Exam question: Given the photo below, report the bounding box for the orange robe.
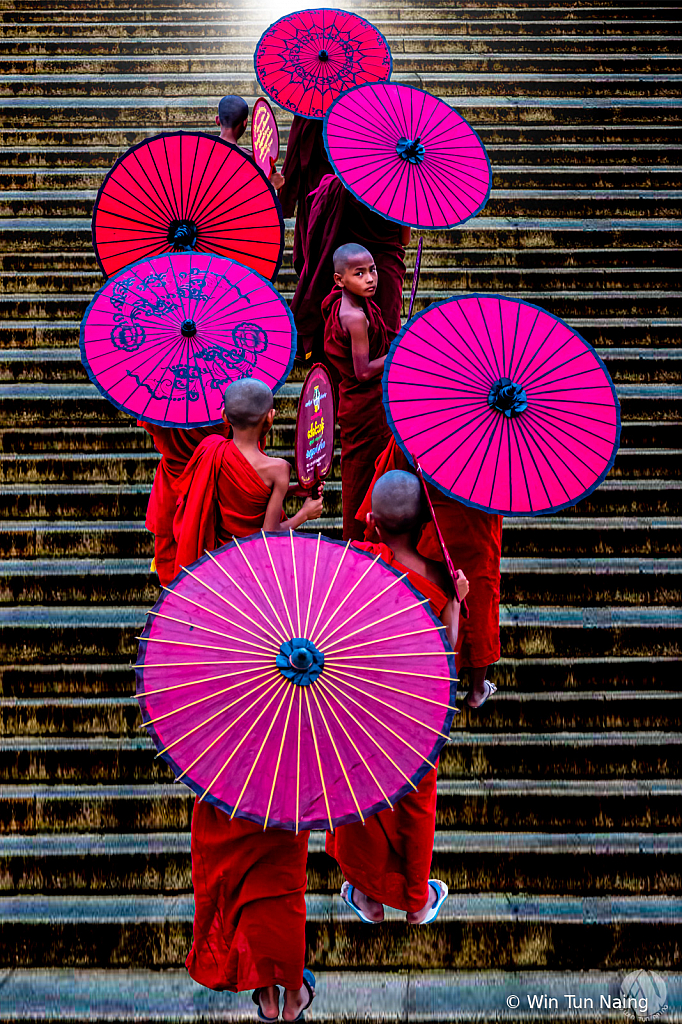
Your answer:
[322,290,392,541]
[325,541,447,913]
[356,438,502,670]
[174,438,310,992]
[139,422,226,587]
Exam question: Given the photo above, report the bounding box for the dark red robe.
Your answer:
[325,541,447,913]
[356,438,503,670]
[279,115,334,276]
[178,441,310,992]
[291,174,406,361]
[322,290,392,541]
[139,422,227,587]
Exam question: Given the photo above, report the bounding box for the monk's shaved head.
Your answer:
[333,243,373,274]
[372,470,423,534]
[223,378,274,429]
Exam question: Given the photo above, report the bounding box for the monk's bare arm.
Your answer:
[345,308,386,382]
[400,225,411,246]
[440,599,459,652]
[263,460,324,532]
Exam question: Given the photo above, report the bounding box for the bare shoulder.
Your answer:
[339,305,368,330]
[263,455,291,482]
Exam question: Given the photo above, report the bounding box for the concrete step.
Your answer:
[2,968,682,1024]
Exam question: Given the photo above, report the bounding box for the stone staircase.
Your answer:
[0,0,681,1019]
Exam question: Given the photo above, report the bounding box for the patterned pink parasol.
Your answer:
[136,531,457,831]
[254,8,392,120]
[383,295,621,516]
[80,252,295,427]
[323,82,492,228]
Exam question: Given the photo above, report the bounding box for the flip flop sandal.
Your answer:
[289,969,316,1022]
[465,679,497,709]
[417,880,449,925]
[252,988,279,1022]
[340,881,382,924]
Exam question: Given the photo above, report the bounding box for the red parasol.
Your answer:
[295,363,336,496]
[92,132,284,280]
[324,82,492,229]
[254,8,392,120]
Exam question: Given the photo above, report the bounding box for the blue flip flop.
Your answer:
[341,881,382,924]
[289,969,316,1022]
[417,880,449,925]
[252,988,279,1021]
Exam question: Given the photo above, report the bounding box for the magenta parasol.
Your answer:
[383,295,621,516]
[92,132,284,280]
[79,252,295,427]
[136,531,457,831]
[323,82,491,229]
[254,8,392,120]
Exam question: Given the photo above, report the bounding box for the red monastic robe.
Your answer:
[322,290,392,541]
[356,438,503,670]
[139,422,226,587]
[279,115,334,276]
[325,541,448,913]
[291,174,406,360]
[179,437,310,992]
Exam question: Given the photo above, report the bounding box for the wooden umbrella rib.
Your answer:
[231,537,291,641]
[311,552,384,646]
[167,569,280,647]
[158,675,279,760]
[322,663,458,712]
[202,549,286,644]
[138,662,273,696]
[137,636,273,655]
[230,682,294,820]
[141,668,276,728]
[325,624,446,656]
[198,679,289,798]
[315,571,409,646]
[304,687,333,832]
[264,684,297,830]
[323,670,450,740]
[303,531,322,637]
[316,676,417,791]
[295,687,302,834]
[146,610,276,653]
[323,663,455,682]
[315,682,393,810]
[289,530,302,637]
[174,676,281,781]
[309,685,365,820]
[308,538,352,641]
[260,530,296,637]
[321,598,432,650]
[323,674,437,769]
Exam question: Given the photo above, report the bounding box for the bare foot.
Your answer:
[465,679,497,709]
[256,985,279,1020]
[342,881,384,922]
[282,981,314,1021]
[406,883,439,924]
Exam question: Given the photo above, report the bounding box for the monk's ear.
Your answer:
[221,408,229,424]
[215,115,221,128]
[366,512,375,528]
[333,271,343,286]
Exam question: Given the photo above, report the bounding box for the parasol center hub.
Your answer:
[276,638,324,687]
[396,136,425,165]
[318,49,329,62]
[168,219,198,250]
[180,319,197,338]
[488,377,528,418]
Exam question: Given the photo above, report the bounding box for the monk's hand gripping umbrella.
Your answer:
[136,530,459,832]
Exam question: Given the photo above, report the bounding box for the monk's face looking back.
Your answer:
[334,253,378,300]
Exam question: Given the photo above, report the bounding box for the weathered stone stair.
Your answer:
[0,0,681,1019]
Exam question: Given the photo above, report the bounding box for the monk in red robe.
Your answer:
[139,422,227,587]
[291,174,410,361]
[181,379,320,1022]
[326,470,469,923]
[279,115,333,275]
[356,437,503,709]
[322,243,392,541]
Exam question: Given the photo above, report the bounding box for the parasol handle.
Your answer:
[411,454,470,619]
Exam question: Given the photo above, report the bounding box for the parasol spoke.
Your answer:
[295,687,302,834]
[230,682,294,820]
[141,668,277,728]
[321,597,432,651]
[315,571,410,646]
[160,583,279,651]
[323,670,450,741]
[325,624,446,656]
[137,636,275,657]
[303,531,322,637]
[138,661,276,696]
[321,663,458,712]
[289,530,302,638]
[304,687,333,832]
[308,685,364,823]
[232,537,291,641]
[202,549,288,645]
[146,610,277,654]
[308,538,352,641]
[264,685,297,829]
[261,530,296,637]
[311,550,384,646]
[324,663,456,683]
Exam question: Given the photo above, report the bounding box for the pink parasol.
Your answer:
[136,531,457,831]
[323,82,491,229]
[79,252,295,428]
[92,132,284,280]
[295,363,336,496]
[251,98,280,178]
[254,8,392,120]
[383,295,621,516]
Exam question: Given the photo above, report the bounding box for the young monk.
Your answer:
[215,94,284,189]
[180,379,320,1022]
[279,115,334,275]
[291,175,410,361]
[326,470,469,924]
[322,243,393,542]
[356,437,502,709]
